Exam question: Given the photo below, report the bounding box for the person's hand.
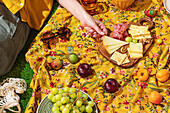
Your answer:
[57,0,107,39]
[80,15,108,39]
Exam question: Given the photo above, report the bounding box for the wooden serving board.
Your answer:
[98,18,154,68]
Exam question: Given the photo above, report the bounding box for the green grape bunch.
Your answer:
[47,87,96,113]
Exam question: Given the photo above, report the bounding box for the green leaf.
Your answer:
[148,83,157,87]
[149,87,163,92]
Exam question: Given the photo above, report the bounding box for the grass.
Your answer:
[0,1,59,112]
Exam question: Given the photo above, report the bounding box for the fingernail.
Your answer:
[101,32,105,35]
[89,29,94,32]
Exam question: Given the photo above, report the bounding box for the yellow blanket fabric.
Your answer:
[0,0,53,30]
[25,0,170,112]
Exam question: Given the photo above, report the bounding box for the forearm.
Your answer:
[57,0,89,23]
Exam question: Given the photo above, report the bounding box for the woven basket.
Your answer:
[112,0,135,10]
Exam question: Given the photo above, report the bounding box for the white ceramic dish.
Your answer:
[36,89,98,113]
[164,0,170,13]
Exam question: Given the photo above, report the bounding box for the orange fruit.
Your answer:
[137,68,149,81]
[149,91,162,104]
[156,69,169,82]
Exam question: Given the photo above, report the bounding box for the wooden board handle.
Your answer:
[138,18,154,30]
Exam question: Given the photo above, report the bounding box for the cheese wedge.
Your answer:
[105,44,128,54]
[103,35,128,46]
[129,42,143,53]
[110,51,127,65]
[103,35,128,54]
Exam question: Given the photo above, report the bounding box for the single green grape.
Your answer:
[52,96,57,102]
[86,105,93,113]
[55,94,62,101]
[61,97,67,104]
[79,105,85,112]
[70,93,77,99]
[62,107,70,113]
[72,109,80,113]
[63,86,70,93]
[77,91,83,97]
[65,104,72,110]
[88,101,94,107]
[132,39,138,44]
[52,106,60,112]
[69,87,76,93]
[60,105,65,111]
[66,96,70,103]
[125,37,132,43]
[76,100,83,107]
[56,101,62,106]
[51,88,58,95]
[82,94,88,100]
[58,89,64,94]
[156,39,163,44]
[47,93,54,100]
[53,102,58,107]
[53,110,61,113]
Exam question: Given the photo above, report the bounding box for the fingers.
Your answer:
[98,22,108,35]
[92,18,107,35]
[86,29,102,40]
[83,17,108,39]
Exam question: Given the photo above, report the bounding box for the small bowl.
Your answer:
[36,89,98,113]
[112,0,135,10]
[164,0,170,13]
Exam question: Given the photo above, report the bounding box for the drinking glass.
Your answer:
[80,0,97,15]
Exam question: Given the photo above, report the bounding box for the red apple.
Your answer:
[104,78,119,93]
[77,63,91,77]
[51,59,62,70]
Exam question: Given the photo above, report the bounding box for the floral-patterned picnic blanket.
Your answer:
[25,0,170,112]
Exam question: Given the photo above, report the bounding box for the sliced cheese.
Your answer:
[105,43,127,54]
[110,51,127,65]
[107,48,119,54]
[129,52,143,58]
[130,25,148,30]
[132,34,152,39]
[103,35,128,46]
[129,42,143,53]
[103,35,128,54]
[128,30,150,36]
[128,47,143,58]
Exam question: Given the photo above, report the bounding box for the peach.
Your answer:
[149,91,163,104]
[137,68,149,81]
[156,69,169,82]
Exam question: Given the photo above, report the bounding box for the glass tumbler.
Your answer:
[80,0,97,15]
